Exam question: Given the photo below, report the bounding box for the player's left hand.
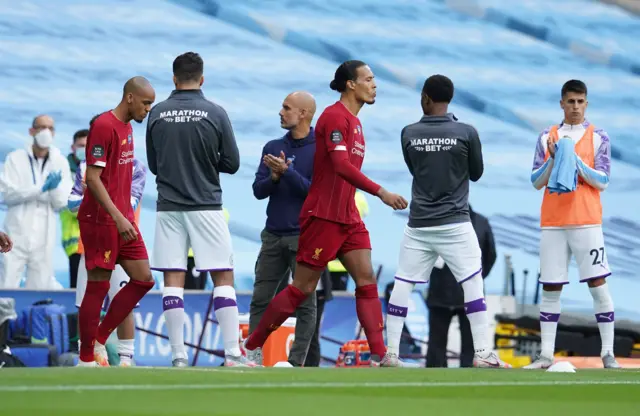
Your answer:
[115,216,138,241]
[0,232,13,253]
[377,188,408,210]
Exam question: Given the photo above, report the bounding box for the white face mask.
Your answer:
[34,129,54,149]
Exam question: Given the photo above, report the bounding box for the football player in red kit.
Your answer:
[243,60,409,367]
[77,76,156,366]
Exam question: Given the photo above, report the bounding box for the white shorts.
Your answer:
[539,226,611,285]
[395,222,482,284]
[75,254,133,309]
[151,210,233,272]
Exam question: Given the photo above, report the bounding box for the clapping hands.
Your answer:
[42,170,62,192]
[264,151,292,180]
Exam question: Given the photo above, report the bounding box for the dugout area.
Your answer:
[494,304,640,368]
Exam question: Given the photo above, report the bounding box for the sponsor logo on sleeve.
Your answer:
[91,145,105,158]
[330,130,343,144]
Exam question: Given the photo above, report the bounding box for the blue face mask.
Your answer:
[75,147,86,162]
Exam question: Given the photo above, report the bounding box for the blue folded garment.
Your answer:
[547,137,577,194]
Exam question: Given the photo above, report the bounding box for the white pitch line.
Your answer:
[1,380,639,393]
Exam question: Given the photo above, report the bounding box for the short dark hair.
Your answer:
[422,75,454,103]
[330,60,367,92]
[173,52,204,84]
[73,129,89,143]
[561,79,587,97]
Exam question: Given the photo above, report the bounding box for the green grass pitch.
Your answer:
[1,367,639,415]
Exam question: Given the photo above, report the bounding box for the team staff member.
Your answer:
[249,91,318,367]
[0,114,72,289]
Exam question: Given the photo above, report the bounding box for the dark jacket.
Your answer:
[252,129,315,236]
[401,113,483,228]
[146,89,240,211]
[426,207,497,309]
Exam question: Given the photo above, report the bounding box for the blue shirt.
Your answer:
[252,129,315,236]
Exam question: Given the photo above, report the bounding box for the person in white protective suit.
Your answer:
[0,115,73,288]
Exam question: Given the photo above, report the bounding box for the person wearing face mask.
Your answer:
[60,129,89,288]
[0,114,73,288]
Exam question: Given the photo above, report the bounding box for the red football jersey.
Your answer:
[78,111,135,225]
[302,101,367,224]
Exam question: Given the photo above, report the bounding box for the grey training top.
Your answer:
[401,113,483,228]
[146,89,240,212]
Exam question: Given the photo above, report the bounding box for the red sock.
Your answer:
[95,279,154,345]
[356,284,386,358]
[245,285,307,351]
[79,280,110,362]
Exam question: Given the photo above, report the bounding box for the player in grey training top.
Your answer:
[385,75,510,368]
[146,52,256,368]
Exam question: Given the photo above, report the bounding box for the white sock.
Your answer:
[539,289,562,358]
[213,285,242,357]
[118,339,135,364]
[163,286,187,360]
[386,279,414,355]
[461,275,490,356]
[589,283,615,357]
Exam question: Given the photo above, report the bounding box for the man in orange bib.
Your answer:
[526,80,619,369]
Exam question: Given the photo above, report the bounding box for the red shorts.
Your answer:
[79,222,148,271]
[296,216,371,271]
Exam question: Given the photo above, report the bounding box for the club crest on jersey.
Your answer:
[330,130,343,144]
[104,250,111,263]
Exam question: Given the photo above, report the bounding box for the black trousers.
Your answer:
[330,271,349,291]
[68,253,81,289]
[426,306,474,368]
[304,291,326,367]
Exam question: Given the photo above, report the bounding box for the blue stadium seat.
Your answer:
[0,0,639,317]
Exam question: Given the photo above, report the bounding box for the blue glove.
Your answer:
[42,171,62,192]
[131,197,139,212]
